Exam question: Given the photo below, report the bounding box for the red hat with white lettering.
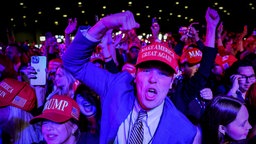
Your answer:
[0,78,36,112]
[180,48,202,65]
[30,95,80,124]
[215,54,237,70]
[136,42,179,73]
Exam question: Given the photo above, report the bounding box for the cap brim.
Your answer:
[0,103,9,107]
[30,113,70,124]
[136,59,177,73]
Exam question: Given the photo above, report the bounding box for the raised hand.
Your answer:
[205,7,220,27]
[204,7,220,47]
[101,11,140,31]
[189,26,200,41]
[151,22,160,39]
[65,18,77,35]
[88,11,140,41]
[217,22,223,36]
[20,65,37,80]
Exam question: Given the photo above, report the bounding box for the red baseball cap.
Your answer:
[180,48,202,65]
[215,54,237,70]
[30,95,80,124]
[136,42,179,73]
[0,78,36,112]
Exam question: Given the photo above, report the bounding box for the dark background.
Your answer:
[0,0,255,44]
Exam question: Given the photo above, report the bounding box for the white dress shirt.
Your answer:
[114,99,164,144]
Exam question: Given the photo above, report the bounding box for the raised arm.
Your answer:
[204,7,220,48]
[150,18,161,43]
[64,18,77,47]
[87,11,140,41]
[62,11,140,97]
[216,22,224,46]
[63,10,140,67]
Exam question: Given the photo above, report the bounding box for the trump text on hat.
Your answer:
[44,98,69,111]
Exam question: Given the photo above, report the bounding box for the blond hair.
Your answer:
[47,65,76,99]
[4,106,43,144]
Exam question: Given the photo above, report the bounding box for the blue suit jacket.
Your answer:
[62,26,197,144]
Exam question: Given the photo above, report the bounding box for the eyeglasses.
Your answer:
[239,74,256,82]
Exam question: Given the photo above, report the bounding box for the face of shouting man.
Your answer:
[134,61,174,110]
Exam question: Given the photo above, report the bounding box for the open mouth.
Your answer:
[148,88,157,94]
[146,88,158,100]
[46,134,58,140]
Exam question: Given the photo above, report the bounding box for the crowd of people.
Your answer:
[0,6,256,144]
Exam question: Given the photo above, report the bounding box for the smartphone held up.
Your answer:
[30,56,47,85]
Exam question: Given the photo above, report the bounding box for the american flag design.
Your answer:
[71,107,79,120]
[12,96,27,108]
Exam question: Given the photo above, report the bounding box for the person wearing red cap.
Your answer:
[0,78,43,143]
[62,10,199,143]
[30,95,81,144]
[206,53,238,97]
[179,47,203,78]
[170,7,220,125]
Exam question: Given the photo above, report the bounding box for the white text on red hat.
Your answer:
[44,98,69,111]
[188,50,202,58]
[142,44,174,57]
[0,81,14,98]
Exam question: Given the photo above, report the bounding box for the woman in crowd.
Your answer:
[245,82,256,143]
[201,96,252,144]
[74,84,101,144]
[46,64,77,100]
[30,95,81,144]
[0,78,43,144]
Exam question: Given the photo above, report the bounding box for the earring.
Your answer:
[218,125,225,135]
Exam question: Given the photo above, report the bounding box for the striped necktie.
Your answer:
[128,110,147,144]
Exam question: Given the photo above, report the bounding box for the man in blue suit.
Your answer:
[63,8,219,143]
